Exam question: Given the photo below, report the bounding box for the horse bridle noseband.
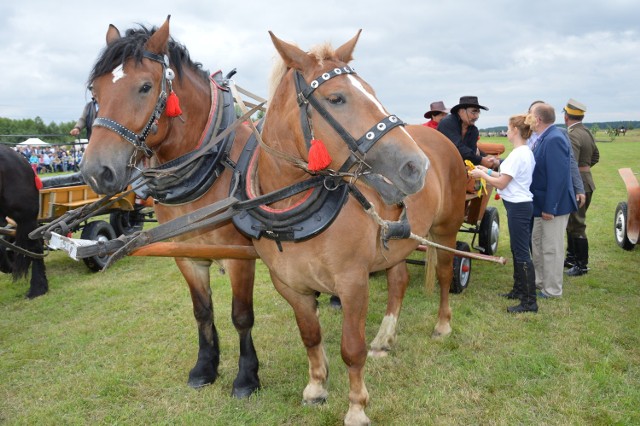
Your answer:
[92,51,172,158]
[293,66,405,177]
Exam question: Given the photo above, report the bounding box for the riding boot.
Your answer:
[508,261,538,313]
[500,266,523,300]
[566,238,589,276]
[564,233,576,268]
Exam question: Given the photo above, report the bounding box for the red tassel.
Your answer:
[165,91,182,117]
[34,175,43,190]
[307,139,332,171]
[494,193,501,200]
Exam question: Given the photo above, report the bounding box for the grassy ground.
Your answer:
[1,131,639,425]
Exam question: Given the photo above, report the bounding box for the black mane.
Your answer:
[89,24,208,85]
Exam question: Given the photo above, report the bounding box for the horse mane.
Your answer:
[267,42,337,103]
[89,24,209,85]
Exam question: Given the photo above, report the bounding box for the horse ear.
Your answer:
[146,15,171,54]
[106,24,121,45]
[268,31,316,71]
[335,29,362,63]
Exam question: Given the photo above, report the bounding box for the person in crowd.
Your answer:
[469,114,537,313]
[70,85,98,140]
[422,101,449,129]
[29,152,39,173]
[529,103,577,298]
[438,96,500,168]
[563,98,599,276]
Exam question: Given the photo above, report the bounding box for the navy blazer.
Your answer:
[530,125,577,217]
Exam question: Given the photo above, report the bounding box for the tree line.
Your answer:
[0,117,78,145]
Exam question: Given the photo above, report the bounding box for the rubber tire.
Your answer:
[479,206,500,255]
[614,202,635,250]
[110,208,144,236]
[450,241,472,294]
[81,220,117,272]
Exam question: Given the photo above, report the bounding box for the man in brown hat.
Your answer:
[422,101,449,130]
[563,98,599,276]
[437,96,499,168]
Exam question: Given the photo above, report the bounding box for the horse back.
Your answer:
[0,146,39,221]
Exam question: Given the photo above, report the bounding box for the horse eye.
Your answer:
[140,83,152,94]
[327,95,345,105]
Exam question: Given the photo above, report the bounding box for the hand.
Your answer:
[541,212,555,220]
[70,128,80,136]
[469,168,484,179]
[576,193,586,208]
[480,156,494,168]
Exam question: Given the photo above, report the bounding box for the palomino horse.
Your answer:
[242,32,466,425]
[79,17,260,397]
[0,145,48,298]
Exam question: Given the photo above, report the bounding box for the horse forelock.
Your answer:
[267,42,340,103]
[89,25,208,86]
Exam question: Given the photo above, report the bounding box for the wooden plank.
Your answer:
[619,168,640,244]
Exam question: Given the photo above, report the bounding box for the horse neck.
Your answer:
[257,107,312,197]
[153,70,211,163]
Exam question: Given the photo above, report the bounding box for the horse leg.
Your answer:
[16,220,48,299]
[272,277,329,405]
[432,243,454,338]
[225,259,261,398]
[369,262,409,357]
[340,283,371,426]
[175,258,220,388]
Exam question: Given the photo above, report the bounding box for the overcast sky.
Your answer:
[1,0,639,130]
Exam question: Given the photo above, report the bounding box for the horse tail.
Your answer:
[424,240,436,294]
[12,222,34,281]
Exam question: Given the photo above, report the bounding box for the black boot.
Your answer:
[564,234,576,268]
[501,266,523,300]
[566,238,589,276]
[508,261,538,313]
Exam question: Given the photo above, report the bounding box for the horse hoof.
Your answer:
[25,289,48,299]
[302,396,328,406]
[367,348,389,358]
[232,384,260,399]
[329,295,342,310]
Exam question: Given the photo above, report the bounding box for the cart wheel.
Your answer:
[81,220,117,272]
[110,208,144,236]
[614,202,635,250]
[479,206,500,255]
[450,241,471,294]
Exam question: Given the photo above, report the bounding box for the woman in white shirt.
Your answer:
[469,114,537,313]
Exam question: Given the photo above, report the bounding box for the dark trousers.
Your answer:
[503,199,533,263]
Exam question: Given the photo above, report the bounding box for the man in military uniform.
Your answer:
[563,98,599,276]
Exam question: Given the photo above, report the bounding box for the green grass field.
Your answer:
[1,131,639,425]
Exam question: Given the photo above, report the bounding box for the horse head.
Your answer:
[264,31,429,204]
[81,16,209,195]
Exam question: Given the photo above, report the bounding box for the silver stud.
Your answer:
[322,73,331,80]
[334,68,342,74]
[377,123,386,131]
[366,132,375,140]
[311,80,319,88]
[389,115,398,123]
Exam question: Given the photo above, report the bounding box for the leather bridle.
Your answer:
[92,51,172,158]
[293,66,405,178]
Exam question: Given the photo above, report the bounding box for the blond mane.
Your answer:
[267,42,337,103]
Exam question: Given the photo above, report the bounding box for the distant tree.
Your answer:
[590,124,599,136]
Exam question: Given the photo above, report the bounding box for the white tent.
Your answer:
[18,137,50,146]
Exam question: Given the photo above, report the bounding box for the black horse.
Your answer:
[0,145,48,298]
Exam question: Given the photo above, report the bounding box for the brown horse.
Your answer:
[79,17,260,397]
[245,32,466,425]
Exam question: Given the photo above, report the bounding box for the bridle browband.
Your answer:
[92,50,172,158]
[293,66,405,177]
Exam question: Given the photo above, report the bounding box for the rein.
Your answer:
[92,51,172,158]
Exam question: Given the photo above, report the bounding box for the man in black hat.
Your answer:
[437,96,499,168]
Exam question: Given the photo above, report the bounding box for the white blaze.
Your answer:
[112,64,126,83]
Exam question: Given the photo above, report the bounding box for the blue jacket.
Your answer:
[530,125,577,217]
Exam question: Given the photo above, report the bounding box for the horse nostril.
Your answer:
[100,166,115,186]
